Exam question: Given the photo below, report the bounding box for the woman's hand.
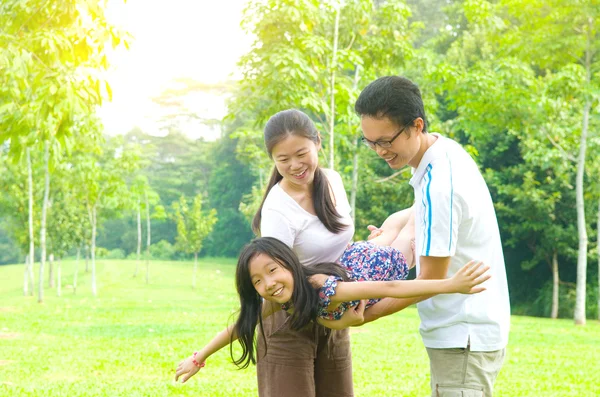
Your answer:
[347,299,367,326]
[308,273,329,289]
[449,260,491,294]
[175,353,206,383]
[318,299,367,330]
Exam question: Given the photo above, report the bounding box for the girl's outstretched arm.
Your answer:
[174,302,281,383]
[329,260,490,307]
[175,324,236,383]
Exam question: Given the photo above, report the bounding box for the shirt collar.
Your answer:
[409,133,444,186]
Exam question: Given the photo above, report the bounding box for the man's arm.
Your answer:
[360,255,451,324]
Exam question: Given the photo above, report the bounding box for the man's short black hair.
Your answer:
[355,76,428,132]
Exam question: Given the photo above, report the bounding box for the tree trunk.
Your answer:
[48,253,54,288]
[27,148,35,296]
[351,137,359,223]
[85,244,89,273]
[74,247,80,295]
[574,98,590,325]
[349,65,360,223]
[327,4,340,169]
[193,251,198,289]
[145,190,151,285]
[574,30,593,325]
[56,257,61,297]
[551,250,559,319]
[134,199,141,277]
[90,205,97,296]
[38,141,50,303]
[23,255,29,296]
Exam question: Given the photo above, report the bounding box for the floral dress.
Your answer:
[317,240,410,320]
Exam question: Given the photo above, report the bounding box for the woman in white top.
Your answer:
[252,109,357,397]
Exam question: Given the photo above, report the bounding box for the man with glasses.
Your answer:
[354,76,510,397]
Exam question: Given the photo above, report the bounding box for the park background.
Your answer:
[1,0,599,396]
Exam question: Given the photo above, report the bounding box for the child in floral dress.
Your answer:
[175,233,489,383]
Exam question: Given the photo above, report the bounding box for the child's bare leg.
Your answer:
[368,207,413,246]
[390,211,416,268]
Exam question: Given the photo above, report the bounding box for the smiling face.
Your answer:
[248,253,295,304]
[360,116,425,169]
[271,134,320,190]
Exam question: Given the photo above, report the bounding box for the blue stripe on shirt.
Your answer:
[420,173,428,254]
[425,164,433,256]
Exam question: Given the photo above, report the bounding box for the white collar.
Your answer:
[409,133,444,186]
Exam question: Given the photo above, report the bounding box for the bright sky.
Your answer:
[98,0,253,139]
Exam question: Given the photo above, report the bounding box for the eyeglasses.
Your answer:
[361,124,410,150]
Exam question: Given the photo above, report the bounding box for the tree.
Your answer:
[0,0,128,302]
[129,175,161,280]
[143,189,165,284]
[421,0,600,321]
[0,145,42,294]
[472,0,600,324]
[73,135,140,296]
[46,167,88,297]
[173,195,217,289]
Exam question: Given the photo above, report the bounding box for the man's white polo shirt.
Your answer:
[409,134,510,352]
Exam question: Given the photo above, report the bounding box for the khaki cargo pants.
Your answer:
[426,344,506,397]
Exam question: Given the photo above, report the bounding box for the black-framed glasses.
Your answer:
[361,124,409,150]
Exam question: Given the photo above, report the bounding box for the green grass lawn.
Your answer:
[0,259,599,396]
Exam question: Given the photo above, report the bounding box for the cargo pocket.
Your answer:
[435,384,484,397]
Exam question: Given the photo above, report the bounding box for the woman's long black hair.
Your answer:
[251,109,346,236]
[231,237,349,369]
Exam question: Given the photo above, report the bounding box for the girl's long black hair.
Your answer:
[251,109,346,236]
[231,237,349,369]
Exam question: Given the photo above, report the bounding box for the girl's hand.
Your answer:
[450,260,491,294]
[366,225,383,240]
[175,353,206,383]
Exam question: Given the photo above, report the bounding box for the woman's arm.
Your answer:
[329,260,489,306]
[175,302,281,383]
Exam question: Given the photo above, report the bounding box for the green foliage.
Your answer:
[172,194,218,256]
[0,0,128,155]
[232,0,414,168]
[1,0,599,318]
[46,162,89,258]
[72,135,141,220]
[0,221,20,265]
[0,145,43,252]
[149,240,176,261]
[94,247,109,258]
[205,137,255,257]
[420,0,600,317]
[104,248,126,260]
[526,280,599,319]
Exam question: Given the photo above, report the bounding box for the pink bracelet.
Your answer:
[192,352,206,368]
